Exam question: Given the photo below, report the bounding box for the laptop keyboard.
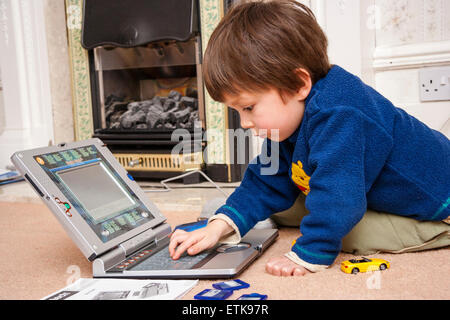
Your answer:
[129,246,215,271]
[109,239,217,272]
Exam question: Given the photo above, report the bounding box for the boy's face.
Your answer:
[224,88,306,142]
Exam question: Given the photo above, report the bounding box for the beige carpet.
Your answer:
[0,201,449,300]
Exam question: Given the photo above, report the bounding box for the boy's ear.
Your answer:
[294,68,312,101]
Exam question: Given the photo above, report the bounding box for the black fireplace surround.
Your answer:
[81,0,249,182]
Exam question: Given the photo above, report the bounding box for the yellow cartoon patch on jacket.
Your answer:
[291,161,310,195]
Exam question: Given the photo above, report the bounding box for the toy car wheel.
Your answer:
[379,264,387,270]
[351,268,359,274]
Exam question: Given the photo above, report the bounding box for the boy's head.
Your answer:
[203,0,330,104]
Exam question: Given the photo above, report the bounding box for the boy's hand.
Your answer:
[265,256,311,276]
[169,219,233,260]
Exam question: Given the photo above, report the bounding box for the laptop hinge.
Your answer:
[93,223,171,273]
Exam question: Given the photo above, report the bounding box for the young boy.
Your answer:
[169,0,450,276]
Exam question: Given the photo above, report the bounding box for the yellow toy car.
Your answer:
[341,257,390,274]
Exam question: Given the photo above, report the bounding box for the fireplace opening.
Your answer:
[92,38,204,135]
[104,80,199,132]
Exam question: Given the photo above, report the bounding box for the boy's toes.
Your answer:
[293,267,306,276]
[281,267,293,277]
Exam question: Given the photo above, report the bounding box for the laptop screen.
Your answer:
[34,145,155,243]
[56,161,137,223]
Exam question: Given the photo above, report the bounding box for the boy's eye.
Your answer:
[243,105,254,112]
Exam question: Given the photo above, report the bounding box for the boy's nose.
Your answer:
[240,118,254,129]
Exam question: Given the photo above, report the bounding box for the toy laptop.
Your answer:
[11,138,278,279]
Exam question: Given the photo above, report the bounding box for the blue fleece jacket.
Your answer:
[215,65,450,266]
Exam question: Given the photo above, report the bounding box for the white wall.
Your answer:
[308,0,450,136]
[372,0,450,136]
[0,81,4,144]
[0,0,54,170]
[43,0,74,146]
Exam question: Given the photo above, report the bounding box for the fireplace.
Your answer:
[86,36,206,181]
[75,0,250,182]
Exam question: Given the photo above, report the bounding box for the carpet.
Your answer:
[0,202,448,300]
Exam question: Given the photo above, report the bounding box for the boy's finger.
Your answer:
[168,231,188,256]
[168,232,185,254]
[169,229,186,239]
[173,235,200,260]
[187,238,211,256]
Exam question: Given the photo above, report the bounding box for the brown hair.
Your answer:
[203,0,330,103]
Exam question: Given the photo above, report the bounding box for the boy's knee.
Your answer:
[342,210,450,255]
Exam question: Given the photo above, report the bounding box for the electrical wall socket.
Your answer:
[419,66,450,102]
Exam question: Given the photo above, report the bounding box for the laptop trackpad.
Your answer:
[216,243,251,253]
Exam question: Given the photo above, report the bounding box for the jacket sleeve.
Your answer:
[212,138,300,238]
[291,106,393,266]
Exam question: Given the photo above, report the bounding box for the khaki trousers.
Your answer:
[271,194,450,255]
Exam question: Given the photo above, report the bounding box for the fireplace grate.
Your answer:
[115,152,203,173]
